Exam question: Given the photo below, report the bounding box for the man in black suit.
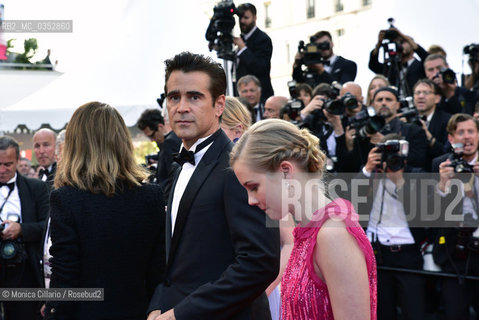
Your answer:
[293,30,357,88]
[369,28,428,98]
[147,52,280,320]
[0,136,49,319]
[233,3,274,102]
[33,128,57,190]
[432,113,479,320]
[137,109,182,201]
[412,79,451,170]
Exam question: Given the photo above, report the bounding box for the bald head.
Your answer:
[264,96,288,119]
[33,128,57,168]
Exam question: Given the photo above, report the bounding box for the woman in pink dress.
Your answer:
[231,119,377,320]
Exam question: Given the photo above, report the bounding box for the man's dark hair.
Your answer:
[413,79,440,95]
[312,83,333,97]
[137,109,165,131]
[447,113,479,134]
[164,52,226,104]
[0,136,20,159]
[238,3,257,16]
[312,31,332,42]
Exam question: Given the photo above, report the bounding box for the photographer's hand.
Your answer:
[323,109,344,135]
[394,28,418,51]
[368,132,384,145]
[233,36,246,51]
[345,126,356,152]
[293,52,304,69]
[373,30,385,55]
[1,220,21,240]
[365,147,381,174]
[438,159,454,192]
[300,95,325,117]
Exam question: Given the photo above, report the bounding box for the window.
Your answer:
[264,2,271,28]
[335,0,344,12]
[307,0,315,18]
[363,0,372,6]
[337,29,344,37]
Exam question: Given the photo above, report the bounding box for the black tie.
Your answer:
[322,60,331,66]
[173,129,222,166]
[39,168,49,178]
[0,182,14,191]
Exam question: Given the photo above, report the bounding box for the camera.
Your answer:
[348,106,385,139]
[434,67,456,84]
[297,37,329,66]
[376,139,409,172]
[0,214,26,266]
[282,80,305,122]
[321,82,358,115]
[464,43,479,63]
[205,0,239,61]
[448,143,474,182]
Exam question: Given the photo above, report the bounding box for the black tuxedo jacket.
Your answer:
[368,45,429,96]
[235,27,274,101]
[15,173,49,287]
[148,130,280,320]
[38,162,56,193]
[292,55,357,88]
[431,153,479,274]
[425,110,451,170]
[156,131,182,202]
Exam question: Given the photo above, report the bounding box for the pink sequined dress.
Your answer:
[281,198,377,320]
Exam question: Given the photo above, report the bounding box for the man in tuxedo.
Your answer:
[292,30,357,88]
[147,52,280,320]
[33,128,57,189]
[369,27,428,98]
[237,75,264,123]
[233,3,274,101]
[0,136,49,319]
[432,113,479,320]
[412,79,451,170]
[137,109,182,201]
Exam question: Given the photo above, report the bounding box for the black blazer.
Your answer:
[148,130,280,320]
[156,131,182,202]
[235,27,274,101]
[425,110,451,171]
[16,173,49,287]
[45,183,166,320]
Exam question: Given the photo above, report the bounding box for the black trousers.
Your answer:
[1,262,41,320]
[441,277,479,320]
[377,245,425,320]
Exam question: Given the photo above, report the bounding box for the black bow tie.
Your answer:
[39,168,49,177]
[173,129,222,166]
[322,60,330,66]
[0,182,14,191]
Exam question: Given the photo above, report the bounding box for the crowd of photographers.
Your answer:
[208,2,479,318]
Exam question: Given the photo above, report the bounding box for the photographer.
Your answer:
[464,44,479,91]
[432,113,479,320]
[264,96,288,119]
[412,79,451,170]
[355,133,426,320]
[137,109,181,202]
[424,54,479,115]
[0,136,49,319]
[233,3,274,101]
[369,27,428,98]
[292,30,357,88]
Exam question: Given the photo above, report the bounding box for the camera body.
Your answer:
[376,139,409,172]
[321,82,358,115]
[205,0,238,60]
[433,67,456,84]
[348,106,385,139]
[448,143,474,175]
[282,80,305,121]
[464,43,479,63]
[0,214,26,266]
[297,37,329,66]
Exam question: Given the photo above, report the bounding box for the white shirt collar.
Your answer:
[243,25,257,40]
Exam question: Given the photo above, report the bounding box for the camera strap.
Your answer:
[0,187,14,218]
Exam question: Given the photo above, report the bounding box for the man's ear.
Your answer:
[215,95,226,118]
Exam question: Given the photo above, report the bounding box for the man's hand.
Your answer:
[364,147,381,174]
[438,159,454,192]
[323,109,344,135]
[301,95,325,117]
[154,309,175,320]
[233,36,246,51]
[0,221,22,240]
[345,126,356,152]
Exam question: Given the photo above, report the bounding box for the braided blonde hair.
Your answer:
[230,119,326,174]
